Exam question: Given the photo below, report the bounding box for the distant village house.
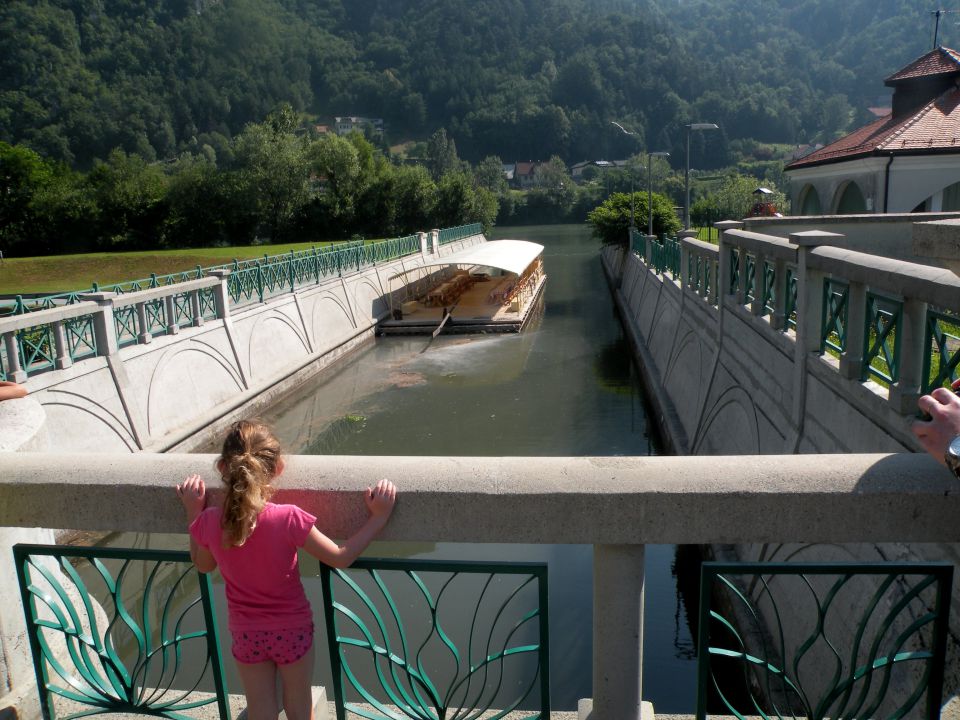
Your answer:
[334,116,384,137]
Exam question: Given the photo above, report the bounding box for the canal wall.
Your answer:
[603,223,960,708]
[0,231,484,454]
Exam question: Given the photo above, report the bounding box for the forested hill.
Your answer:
[0,0,943,169]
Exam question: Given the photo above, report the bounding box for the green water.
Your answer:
[251,224,698,711]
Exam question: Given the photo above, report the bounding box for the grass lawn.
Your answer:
[0,239,362,295]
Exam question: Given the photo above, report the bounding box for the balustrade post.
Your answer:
[771,258,788,330]
[431,229,440,255]
[52,320,71,370]
[207,269,233,320]
[189,290,204,328]
[715,221,744,302]
[644,235,654,265]
[839,281,867,379]
[585,544,644,720]
[889,297,928,414]
[135,302,152,344]
[680,241,691,289]
[163,295,180,336]
[791,232,844,430]
[79,292,119,356]
[418,231,428,256]
[3,331,27,383]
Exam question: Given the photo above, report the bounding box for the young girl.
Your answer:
[176,419,396,720]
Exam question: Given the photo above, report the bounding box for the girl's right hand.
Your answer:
[365,479,396,519]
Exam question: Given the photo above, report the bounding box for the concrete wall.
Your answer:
[744,211,960,264]
[9,235,483,454]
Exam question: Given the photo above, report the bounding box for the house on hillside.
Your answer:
[785,46,960,215]
[334,116,384,138]
[513,161,541,189]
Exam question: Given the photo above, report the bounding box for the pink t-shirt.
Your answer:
[189,502,316,632]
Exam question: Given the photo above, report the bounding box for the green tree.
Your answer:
[232,111,309,242]
[426,128,461,181]
[587,191,681,246]
[86,149,169,249]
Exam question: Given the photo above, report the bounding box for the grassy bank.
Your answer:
[0,240,352,295]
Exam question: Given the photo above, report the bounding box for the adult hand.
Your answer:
[913,387,960,464]
[365,479,397,519]
[176,474,207,522]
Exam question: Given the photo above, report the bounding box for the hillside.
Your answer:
[0,0,944,169]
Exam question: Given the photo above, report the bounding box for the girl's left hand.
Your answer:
[176,474,207,522]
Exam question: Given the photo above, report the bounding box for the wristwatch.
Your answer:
[945,435,960,478]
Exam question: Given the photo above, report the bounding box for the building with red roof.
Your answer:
[785,46,960,215]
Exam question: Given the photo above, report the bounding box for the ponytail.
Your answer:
[218,420,282,547]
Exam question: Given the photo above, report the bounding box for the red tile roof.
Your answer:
[786,87,960,169]
[885,46,960,83]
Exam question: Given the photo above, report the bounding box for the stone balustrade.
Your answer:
[0,450,957,719]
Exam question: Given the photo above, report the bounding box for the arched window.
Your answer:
[941,180,960,211]
[835,181,866,214]
[798,185,822,215]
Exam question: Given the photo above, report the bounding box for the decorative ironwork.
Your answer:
[64,315,97,362]
[321,558,549,720]
[862,292,902,385]
[762,261,776,317]
[729,248,740,296]
[18,323,56,374]
[696,562,952,720]
[922,310,960,393]
[786,269,798,331]
[14,544,230,720]
[438,223,482,245]
[820,278,848,355]
[744,254,756,304]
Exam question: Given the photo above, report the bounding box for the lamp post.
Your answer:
[685,123,719,229]
[647,150,669,237]
[611,121,641,229]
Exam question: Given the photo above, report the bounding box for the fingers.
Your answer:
[176,474,206,496]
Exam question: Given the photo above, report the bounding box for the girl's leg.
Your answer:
[277,649,315,720]
[236,660,279,720]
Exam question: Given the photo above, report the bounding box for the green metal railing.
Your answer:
[438,223,482,246]
[863,292,902,385]
[630,228,646,261]
[820,278,849,356]
[922,310,960,393]
[14,544,230,720]
[321,558,550,720]
[697,562,952,720]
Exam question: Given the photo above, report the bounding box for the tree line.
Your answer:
[1,0,940,173]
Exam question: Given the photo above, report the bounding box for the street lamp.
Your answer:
[647,150,669,237]
[685,123,719,229]
[611,121,641,228]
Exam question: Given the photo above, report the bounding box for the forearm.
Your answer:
[329,515,389,568]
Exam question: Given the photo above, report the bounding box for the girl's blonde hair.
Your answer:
[219,420,282,547]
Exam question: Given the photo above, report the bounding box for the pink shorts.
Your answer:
[230,624,314,665]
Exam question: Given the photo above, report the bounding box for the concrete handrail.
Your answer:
[110,276,221,309]
[724,229,799,262]
[679,237,719,256]
[0,300,100,333]
[1,451,957,544]
[810,245,960,308]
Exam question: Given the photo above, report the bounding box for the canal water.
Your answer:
[253,224,699,711]
[103,224,699,713]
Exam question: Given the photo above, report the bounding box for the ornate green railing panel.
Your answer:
[729,248,740,295]
[820,278,848,355]
[696,562,952,720]
[18,323,56,375]
[14,544,230,720]
[762,261,776,317]
[786,269,798,331]
[630,228,646,261]
[321,558,550,720]
[145,298,168,337]
[862,292,902,385]
[114,305,140,348]
[922,310,960,393]
[744,254,756,305]
[65,314,98,362]
[172,292,194,328]
[438,223,482,245]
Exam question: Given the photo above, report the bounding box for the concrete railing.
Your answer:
[0,451,957,719]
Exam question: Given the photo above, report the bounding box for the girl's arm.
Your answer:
[303,478,396,569]
[0,381,28,402]
[177,474,218,573]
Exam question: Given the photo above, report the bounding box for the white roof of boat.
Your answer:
[391,239,544,278]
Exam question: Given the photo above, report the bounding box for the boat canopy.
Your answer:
[389,239,544,280]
